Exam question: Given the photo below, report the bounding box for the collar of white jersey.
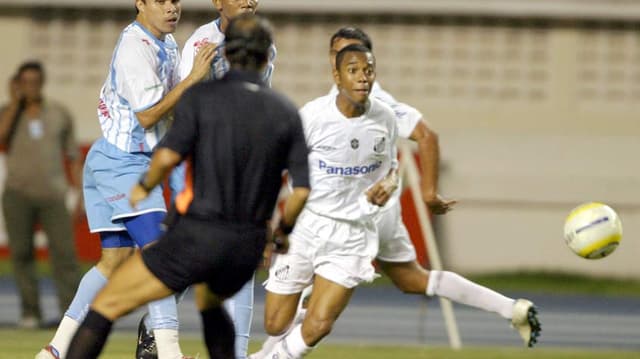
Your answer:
[132,21,177,50]
[331,92,372,121]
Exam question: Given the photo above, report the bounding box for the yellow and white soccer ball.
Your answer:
[563,202,622,259]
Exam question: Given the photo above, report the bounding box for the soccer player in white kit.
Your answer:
[167,1,275,359]
[260,44,401,359]
[35,1,216,358]
[250,28,541,357]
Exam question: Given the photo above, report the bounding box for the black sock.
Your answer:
[200,306,236,359]
[66,309,113,359]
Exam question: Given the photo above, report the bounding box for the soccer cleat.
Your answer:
[35,345,60,359]
[136,314,158,359]
[511,299,541,347]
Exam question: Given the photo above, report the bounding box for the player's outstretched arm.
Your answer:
[135,43,217,129]
[409,120,456,214]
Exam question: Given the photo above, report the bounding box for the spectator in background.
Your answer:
[0,61,82,329]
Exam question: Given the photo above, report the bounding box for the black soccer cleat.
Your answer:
[136,314,158,359]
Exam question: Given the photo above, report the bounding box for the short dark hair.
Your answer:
[16,61,45,83]
[335,44,372,70]
[224,13,273,70]
[330,27,372,51]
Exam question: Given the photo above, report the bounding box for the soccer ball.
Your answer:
[563,202,622,259]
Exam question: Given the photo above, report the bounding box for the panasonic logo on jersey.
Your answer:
[318,160,382,175]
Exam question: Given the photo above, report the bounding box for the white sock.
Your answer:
[284,324,313,358]
[264,324,313,359]
[49,315,80,358]
[254,306,307,358]
[154,329,183,359]
[426,270,515,319]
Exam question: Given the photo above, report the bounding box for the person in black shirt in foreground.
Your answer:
[66,14,310,359]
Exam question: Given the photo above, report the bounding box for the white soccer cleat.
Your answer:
[511,299,541,347]
[35,345,60,359]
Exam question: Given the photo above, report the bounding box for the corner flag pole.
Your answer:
[398,142,462,349]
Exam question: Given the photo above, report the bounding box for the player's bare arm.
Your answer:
[409,120,456,214]
[366,168,399,206]
[135,43,217,129]
[130,147,182,207]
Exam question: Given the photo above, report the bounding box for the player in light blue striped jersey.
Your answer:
[36,1,215,358]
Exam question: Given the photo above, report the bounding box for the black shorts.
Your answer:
[142,214,267,298]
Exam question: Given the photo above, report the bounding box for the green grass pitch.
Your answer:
[5,329,639,359]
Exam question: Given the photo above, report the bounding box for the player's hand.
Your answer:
[129,184,150,209]
[366,176,398,207]
[423,193,457,215]
[262,227,289,268]
[188,43,217,83]
[271,227,290,254]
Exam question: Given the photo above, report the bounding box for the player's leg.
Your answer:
[424,269,541,346]
[124,212,188,359]
[249,284,311,359]
[2,188,41,327]
[37,149,136,359]
[223,273,255,359]
[66,251,175,359]
[377,203,540,346]
[187,219,265,359]
[200,293,235,359]
[38,196,82,316]
[265,275,354,358]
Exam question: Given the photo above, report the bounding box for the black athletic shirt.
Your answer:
[160,69,309,224]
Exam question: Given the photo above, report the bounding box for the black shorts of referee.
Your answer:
[141,214,267,298]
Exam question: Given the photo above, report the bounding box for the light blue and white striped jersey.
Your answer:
[179,18,276,85]
[97,21,180,153]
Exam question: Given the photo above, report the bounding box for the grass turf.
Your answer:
[5,329,639,359]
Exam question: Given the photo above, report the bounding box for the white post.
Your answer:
[398,143,462,349]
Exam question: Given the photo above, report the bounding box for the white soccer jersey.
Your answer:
[300,93,398,221]
[97,21,179,153]
[330,82,422,207]
[330,82,422,139]
[179,18,276,85]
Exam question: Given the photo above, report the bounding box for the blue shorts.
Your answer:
[83,138,166,233]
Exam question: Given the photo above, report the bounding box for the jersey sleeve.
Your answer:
[158,87,198,156]
[286,110,310,189]
[179,36,197,81]
[114,37,164,112]
[372,83,422,139]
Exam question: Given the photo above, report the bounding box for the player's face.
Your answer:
[334,51,376,105]
[330,37,364,71]
[214,0,259,21]
[136,0,181,38]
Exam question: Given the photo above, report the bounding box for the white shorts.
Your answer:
[265,209,379,294]
[374,201,417,263]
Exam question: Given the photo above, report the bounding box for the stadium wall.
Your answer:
[0,6,638,279]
